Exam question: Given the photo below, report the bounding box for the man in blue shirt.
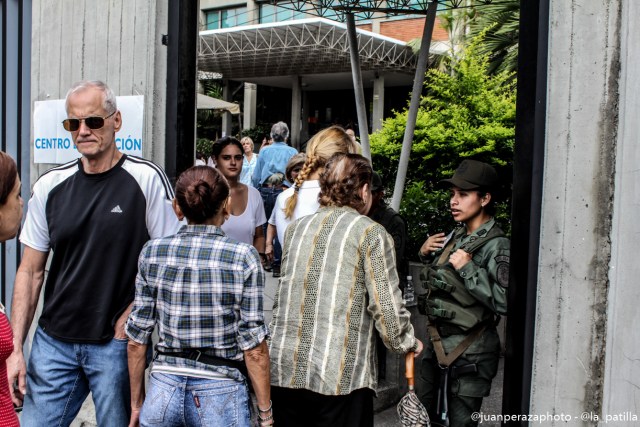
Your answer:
[252,122,297,276]
[252,121,298,187]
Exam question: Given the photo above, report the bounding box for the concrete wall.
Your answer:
[30,0,168,185]
[530,0,625,423]
[602,0,640,420]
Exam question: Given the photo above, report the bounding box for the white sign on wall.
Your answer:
[33,95,144,164]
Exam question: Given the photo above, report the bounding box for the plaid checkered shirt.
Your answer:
[126,224,268,380]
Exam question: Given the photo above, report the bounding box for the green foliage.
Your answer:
[468,0,520,75]
[399,182,455,257]
[196,138,214,158]
[371,34,516,259]
[197,80,224,141]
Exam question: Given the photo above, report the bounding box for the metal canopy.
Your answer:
[271,0,501,20]
[198,18,420,79]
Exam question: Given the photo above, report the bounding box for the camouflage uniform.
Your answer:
[417,218,509,427]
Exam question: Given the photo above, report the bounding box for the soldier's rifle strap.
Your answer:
[435,225,505,267]
[427,323,487,367]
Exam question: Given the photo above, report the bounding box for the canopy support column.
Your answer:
[346,12,371,160]
[390,0,438,211]
[291,75,302,150]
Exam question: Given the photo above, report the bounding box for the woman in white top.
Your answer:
[239,136,258,186]
[212,137,267,261]
[265,126,359,261]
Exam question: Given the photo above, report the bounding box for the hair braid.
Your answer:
[284,154,320,219]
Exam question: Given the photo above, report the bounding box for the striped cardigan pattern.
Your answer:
[268,206,417,396]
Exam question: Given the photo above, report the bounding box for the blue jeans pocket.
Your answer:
[193,381,250,427]
[140,374,177,424]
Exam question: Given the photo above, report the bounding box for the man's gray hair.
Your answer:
[270,121,289,142]
[65,80,117,115]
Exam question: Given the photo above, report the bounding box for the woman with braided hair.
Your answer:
[266,126,359,251]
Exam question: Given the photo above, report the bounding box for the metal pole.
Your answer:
[345,12,371,160]
[390,0,438,211]
[166,0,199,182]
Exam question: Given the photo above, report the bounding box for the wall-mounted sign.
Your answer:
[33,96,144,164]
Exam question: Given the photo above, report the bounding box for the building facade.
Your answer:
[198,0,449,148]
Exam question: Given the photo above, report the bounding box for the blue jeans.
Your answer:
[21,326,130,427]
[259,186,283,265]
[140,372,251,427]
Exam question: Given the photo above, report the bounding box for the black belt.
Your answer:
[156,349,248,378]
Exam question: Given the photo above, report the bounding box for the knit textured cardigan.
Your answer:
[269,206,417,396]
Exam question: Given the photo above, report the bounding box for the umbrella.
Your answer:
[397,352,430,427]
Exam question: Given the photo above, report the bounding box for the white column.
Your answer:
[243,82,257,130]
[372,74,385,132]
[290,75,302,150]
[222,79,232,137]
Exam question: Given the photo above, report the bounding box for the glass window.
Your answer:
[261,4,276,24]
[205,6,249,30]
[259,4,305,23]
[221,7,248,28]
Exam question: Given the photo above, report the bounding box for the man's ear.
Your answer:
[172,198,184,221]
[113,110,123,132]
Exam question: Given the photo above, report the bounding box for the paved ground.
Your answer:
[61,269,503,426]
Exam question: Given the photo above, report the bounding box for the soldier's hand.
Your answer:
[419,232,446,256]
[449,249,472,270]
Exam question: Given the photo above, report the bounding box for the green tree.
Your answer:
[468,0,520,75]
[370,34,516,257]
[197,79,224,141]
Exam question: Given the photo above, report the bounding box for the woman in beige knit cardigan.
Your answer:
[268,153,422,427]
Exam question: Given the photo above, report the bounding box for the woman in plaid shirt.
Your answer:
[126,166,273,427]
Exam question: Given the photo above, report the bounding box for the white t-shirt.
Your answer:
[270,180,321,244]
[222,186,267,245]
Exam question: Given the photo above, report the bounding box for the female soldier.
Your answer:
[417,159,510,427]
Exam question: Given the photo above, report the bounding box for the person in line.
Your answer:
[126,166,272,427]
[269,153,422,427]
[0,151,24,427]
[240,136,258,186]
[269,126,358,248]
[264,153,305,273]
[212,137,267,261]
[7,80,180,426]
[416,159,510,427]
[344,128,362,153]
[368,171,408,290]
[367,171,409,381]
[251,122,298,276]
[195,151,207,166]
[260,135,272,150]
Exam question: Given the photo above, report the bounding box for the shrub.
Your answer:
[371,33,516,259]
[196,138,214,158]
